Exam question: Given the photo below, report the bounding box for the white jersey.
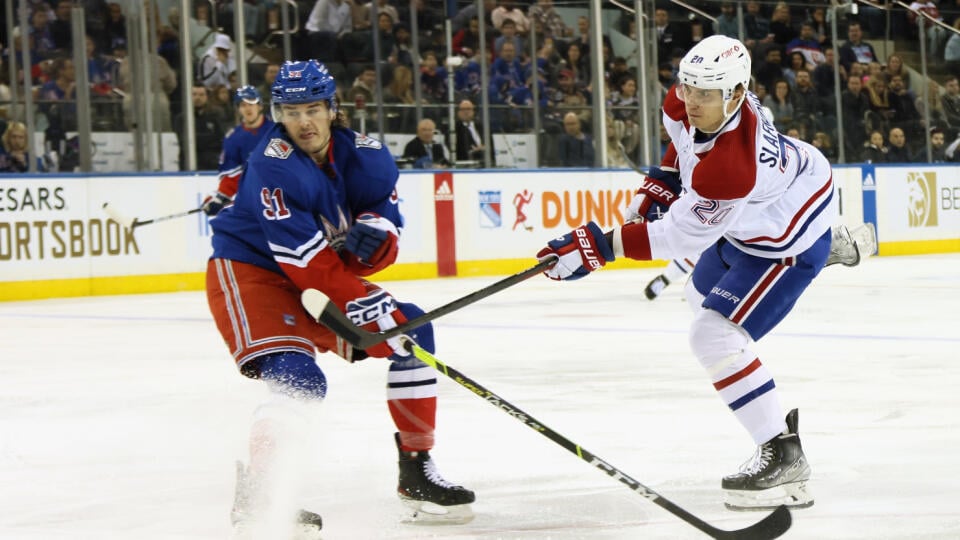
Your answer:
[645,88,836,260]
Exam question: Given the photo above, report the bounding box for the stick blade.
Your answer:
[300,289,376,350]
[711,505,792,540]
[101,202,136,229]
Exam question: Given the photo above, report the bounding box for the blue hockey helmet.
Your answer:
[233,85,261,105]
[271,60,337,113]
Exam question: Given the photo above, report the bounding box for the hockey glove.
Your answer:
[625,166,682,223]
[202,191,232,216]
[536,221,615,281]
[344,289,410,359]
[343,213,400,276]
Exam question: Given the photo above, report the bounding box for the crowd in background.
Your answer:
[2,0,960,174]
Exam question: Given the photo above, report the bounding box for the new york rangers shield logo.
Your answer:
[479,190,501,228]
[264,138,293,159]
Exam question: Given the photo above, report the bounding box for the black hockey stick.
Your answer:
[301,256,557,349]
[101,202,203,230]
[300,292,792,539]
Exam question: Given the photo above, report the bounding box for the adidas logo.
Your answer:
[435,180,454,201]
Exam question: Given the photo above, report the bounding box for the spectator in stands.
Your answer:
[941,75,960,129]
[102,2,125,55]
[404,118,451,168]
[306,0,353,60]
[492,0,529,34]
[653,8,690,65]
[390,24,415,68]
[84,34,112,90]
[839,22,878,72]
[572,15,611,60]
[862,130,887,162]
[768,2,797,46]
[257,63,280,112]
[783,51,807,88]
[491,41,525,88]
[454,58,483,101]
[764,79,795,132]
[420,51,448,104]
[743,0,774,51]
[383,65,417,132]
[791,69,823,137]
[553,68,591,127]
[207,84,233,127]
[889,74,923,141]
[841,75,871,158]
[885,126,914,162]
[811,131,835,161]
[197,33,235,90]
[929,127,949,161]
[495,19,526,63]
[558,111,594,167]
[562,42,589,89]
[50,0,73,51]
[355,0,398,32]
[454,99,492,162]
[0,121,45,173]
[917,78,950,137]
[604,114,628,168]
[174,85,224,170]
[715,2,739,39]
[453,17,483,59]
[608,75,640,156]
[118,49,177,132]
[907,0,947,59]
[866,76,895,136]
[28,7,58,63]
[812,47,840,98]
[755,46,786,94]
[39,58,77,130]
[528,0,571,41]
[944,17,960,75]
[809,7,830,48]
[450,0,495,34]
[884,54,912,90]
[786,21,826,69]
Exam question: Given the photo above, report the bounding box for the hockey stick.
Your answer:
[302,256,557,350]
[300,292,792,540]
[101,202,203,230]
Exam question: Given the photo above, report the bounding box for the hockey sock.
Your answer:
[388,358,438,451]
[664,257,696,282]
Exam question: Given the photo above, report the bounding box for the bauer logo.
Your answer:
[906,172,937,227]
[478,190,502,228]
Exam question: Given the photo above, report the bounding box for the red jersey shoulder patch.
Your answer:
[691,109,758,200]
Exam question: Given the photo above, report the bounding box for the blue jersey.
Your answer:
[216,117,276,196]
[210,124,402,308]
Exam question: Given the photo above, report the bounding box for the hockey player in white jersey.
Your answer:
[537,35,828,510]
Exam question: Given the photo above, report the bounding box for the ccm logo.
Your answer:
[575,228,603,270]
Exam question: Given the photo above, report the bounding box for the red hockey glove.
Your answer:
[344,289,409,358]
[536,221,615,281]
[625,166,682,223]
[343,213,400,276]
[202,191,232,216]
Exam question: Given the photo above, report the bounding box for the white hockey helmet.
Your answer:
[677,35,751,130]
[678,35,751,99]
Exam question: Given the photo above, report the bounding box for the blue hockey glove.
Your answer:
[536,221,615,281]
[202,191,231,216]
[343,213,400,275]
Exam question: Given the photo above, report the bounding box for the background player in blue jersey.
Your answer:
[205,60,474,535]
[202,86,276,217]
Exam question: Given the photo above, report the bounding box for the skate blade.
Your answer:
[400,499,475,525]
[724,481,814,511]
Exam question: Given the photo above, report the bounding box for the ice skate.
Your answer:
[644,274,670,300]
[826,225,860,267]
[231,461,323,539]
[722,409,814,511]
[395,433,475,524]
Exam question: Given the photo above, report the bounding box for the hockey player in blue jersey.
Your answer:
[205,60,474,535]
[202,85,276,216]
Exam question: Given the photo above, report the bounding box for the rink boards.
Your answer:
[0,164,957,301]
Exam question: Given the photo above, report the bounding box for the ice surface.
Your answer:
[1,254,958,539]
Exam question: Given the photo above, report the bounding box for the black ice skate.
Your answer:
[395,433,475,524]
[722,409,814,511]
[231,461,323,539]
[644,274,670,300]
